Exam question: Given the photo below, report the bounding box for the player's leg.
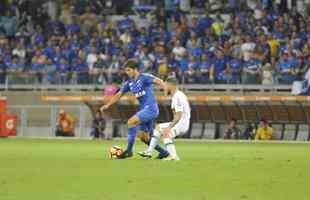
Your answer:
[117,115,140,159]
[138,123,170,158]
[163,126,181,160]
[137,122,169,158]
[163,139,179,160]
[127,115,140,152]
[149,121,170,158]
[148,123,169,154]
[136,112,169,158]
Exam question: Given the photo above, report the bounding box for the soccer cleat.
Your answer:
[117,150,133,159]
[137,151,152,159]
[163,156,180,161]
[155,152,170,159]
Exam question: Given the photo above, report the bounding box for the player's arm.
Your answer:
[101,81,129,111]
[100,91,123,111]
[143,73,168,93]
[153,76,168,93]
[153,77,166,89]
[162,110,182,138]
[168,110,182,129]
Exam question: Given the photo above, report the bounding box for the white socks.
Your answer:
[164,138,178,159]
[146,128,179,160]
[146,129,160,154]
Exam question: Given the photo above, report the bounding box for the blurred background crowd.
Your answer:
[1,0,310,85]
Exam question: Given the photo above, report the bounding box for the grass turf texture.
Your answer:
[0,138,309,200]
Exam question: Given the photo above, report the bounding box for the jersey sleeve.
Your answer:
[142,73,157,86]
[120,81,130,94]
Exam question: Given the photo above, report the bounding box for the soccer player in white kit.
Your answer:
[138,77,191,160]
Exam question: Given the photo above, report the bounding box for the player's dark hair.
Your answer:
[124,59,139,70]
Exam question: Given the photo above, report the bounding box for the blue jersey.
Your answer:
[120,73,158,109]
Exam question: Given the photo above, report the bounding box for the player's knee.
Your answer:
[127,117,140,128]
[163,137,173,145]
[127,120,135,128]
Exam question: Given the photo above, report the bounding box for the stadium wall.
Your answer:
[3,90,310,141]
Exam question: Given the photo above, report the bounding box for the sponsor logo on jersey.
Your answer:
[135,90,146,98]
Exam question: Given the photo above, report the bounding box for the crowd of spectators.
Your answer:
[1,0,310,85]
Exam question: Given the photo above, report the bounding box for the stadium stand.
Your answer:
[0,0,310,87]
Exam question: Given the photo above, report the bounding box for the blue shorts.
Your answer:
[136,105,159,134]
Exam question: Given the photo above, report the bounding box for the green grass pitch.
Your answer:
[0,138,309,200]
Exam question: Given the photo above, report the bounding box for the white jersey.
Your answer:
[157,90,191,138]
[171,90,191,128]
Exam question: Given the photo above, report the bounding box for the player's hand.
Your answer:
[100,104,110,112]
[162,128,171,138]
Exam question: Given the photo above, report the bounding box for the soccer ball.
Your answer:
[109,146,123,159]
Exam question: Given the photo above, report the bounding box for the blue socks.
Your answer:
[127,127,138,153]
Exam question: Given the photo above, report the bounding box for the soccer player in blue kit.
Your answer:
[100,59,169,159]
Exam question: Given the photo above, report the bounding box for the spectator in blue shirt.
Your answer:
[108,54,127,83]
[189,17,201,37]
[61,40,74,62]
[185,55,200,83]
[118,14,134,30]
[57,58,70,84]
[72,57,89,84]
[227,56,242,84]
[30,52,46,84]
[136,27,150,46]
[277,51,298,84]
[7,56,24,84]
[177,56,189,83]
[43,58,57,84]
[187,39,203,59]
[210,49,228,84]
[66,16,81,34]
[92,55,110,84]
[43,39,54,59]
[135,45,155,73]
[197,54,212,83]
[198,14,214,34]
[52,46,63,64]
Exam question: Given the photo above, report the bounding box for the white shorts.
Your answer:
[157,121,189,138]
